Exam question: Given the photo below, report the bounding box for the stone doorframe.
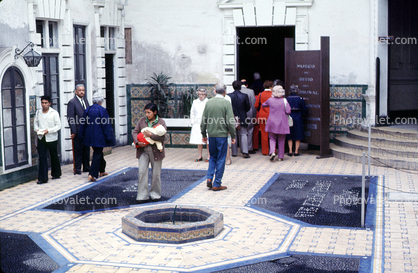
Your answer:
[218,0,313,90]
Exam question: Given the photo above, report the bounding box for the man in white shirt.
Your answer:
[34,95,62,184]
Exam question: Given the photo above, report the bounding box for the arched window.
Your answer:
[1,67,28,170]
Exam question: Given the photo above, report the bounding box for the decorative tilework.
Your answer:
[29,95,36,115]
[1,145,408,272]
[164,134,171,144]
[329,85,367,139]
[30,117,37,160]
[330,85,365,100]
[121,206,224,244]
[131,100,149,127]
[330,101,363,131]
[171,133,190,145]
[127,84,215,146]
[130,86,149,98]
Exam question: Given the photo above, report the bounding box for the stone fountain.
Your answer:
[122,205,224,244]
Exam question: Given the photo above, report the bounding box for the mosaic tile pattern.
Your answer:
[330,85,367,100]
[130,100,149,127]
[3,144,418,272]
[30,116,37,160]
[330,101,363,131]
[122,206,223,244]
[129,86,149,99]
[329,85,367,138]
[29,95,36,115]
[128,84,215,147]
[171,133,190,146]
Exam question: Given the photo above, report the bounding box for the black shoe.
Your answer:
[52,176,60,179]
[287,153,293,157]
[248,150,256,154]
[37,181,48,184]
[243,153,251,158]
[232,155,237,157]
[151,198,161,202]
[136,199,149,204]
[207,179,212,189]
[74,170,81,175]
[83,169,90,173]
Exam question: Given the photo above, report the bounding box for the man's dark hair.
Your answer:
[241,80,248,86]
[232,80,241,91]
[41,95,52,103]
[144,103,158,115]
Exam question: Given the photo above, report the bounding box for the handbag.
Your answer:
[284,99,293,127]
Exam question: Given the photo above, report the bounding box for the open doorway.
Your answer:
[388,0,418,120]
[237,26,295,93]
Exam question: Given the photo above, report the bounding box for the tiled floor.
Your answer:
[1,145,418,272]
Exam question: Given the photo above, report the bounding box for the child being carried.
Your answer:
[134,124,166,152]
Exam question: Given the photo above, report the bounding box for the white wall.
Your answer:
[124,0,224,84]
[0,0,30,49]
[308,0,371,85]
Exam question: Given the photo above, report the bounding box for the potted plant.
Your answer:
[181,87,197,118]
[145,72,173,118]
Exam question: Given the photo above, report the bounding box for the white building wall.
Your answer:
[0,0,127,170]
[124,0,224,84]
[308,0,371,85]
[125,0,378,88]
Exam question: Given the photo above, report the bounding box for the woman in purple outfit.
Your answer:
[262,85,291,161]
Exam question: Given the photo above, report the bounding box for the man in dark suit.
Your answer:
[228,80,251,158]
[67,84,90,174]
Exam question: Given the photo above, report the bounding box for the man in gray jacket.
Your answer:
[240,79,256,154]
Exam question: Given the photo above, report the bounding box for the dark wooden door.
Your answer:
[42,53,61,160]
[105,54,115,130]
[42,54,60,112]
[74,25,87,91]
[388,0,418,119]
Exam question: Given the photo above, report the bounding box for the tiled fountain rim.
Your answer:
[122,205,224,244]
[123,205,221,228]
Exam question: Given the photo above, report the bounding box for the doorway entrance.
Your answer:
[237,26,295,92]
[388,0,418,120]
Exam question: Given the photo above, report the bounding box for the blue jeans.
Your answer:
[207,137,228,188]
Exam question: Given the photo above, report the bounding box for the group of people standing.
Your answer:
[34,84,115,184]
[35,78,307,202]
[189,78,308,164]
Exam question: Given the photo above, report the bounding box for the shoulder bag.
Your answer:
[283,98,293,127]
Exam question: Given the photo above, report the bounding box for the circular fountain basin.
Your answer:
[122,205,224,244]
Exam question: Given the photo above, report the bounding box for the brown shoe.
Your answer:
[206,179,212,189]
[212,186,227,191]
[100,172,108,177]
[88,175,97,182]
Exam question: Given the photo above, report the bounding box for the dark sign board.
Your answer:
[285,37,330,157]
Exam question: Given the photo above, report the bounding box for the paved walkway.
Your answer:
[1,145,418,272]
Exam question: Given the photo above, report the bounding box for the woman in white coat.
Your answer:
[189,87,210,162]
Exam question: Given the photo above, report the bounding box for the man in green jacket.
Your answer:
[201,83,236,191]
